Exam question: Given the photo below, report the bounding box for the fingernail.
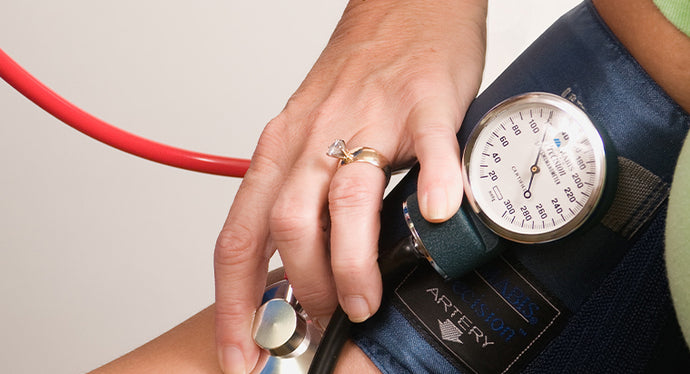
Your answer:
[422,186,450,222]
[343,296,371,323]
[219,345,245,374]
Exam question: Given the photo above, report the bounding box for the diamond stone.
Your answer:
[327,139,347,158]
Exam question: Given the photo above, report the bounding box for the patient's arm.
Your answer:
[89,269,380,374]
[88,304,222,374]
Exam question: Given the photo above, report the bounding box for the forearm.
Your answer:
[593,0,690,112]
[89,268,380,374]
[89,305,379,374]
[88,305,222,374]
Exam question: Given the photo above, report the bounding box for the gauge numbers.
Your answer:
[463,93,607,243]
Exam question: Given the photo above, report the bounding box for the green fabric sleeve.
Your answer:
[666,134,690,346]
[655,1,690,342]
[654,0,690,37]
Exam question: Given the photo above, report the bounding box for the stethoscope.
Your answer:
[0,48,250,178]
[253,91,615,374]
[1,47,616,374]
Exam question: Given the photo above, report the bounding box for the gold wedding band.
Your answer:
[326,139,392,182]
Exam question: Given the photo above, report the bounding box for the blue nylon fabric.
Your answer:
[356,306,460,374]
[523,205,678,373]
[353,1,690,372]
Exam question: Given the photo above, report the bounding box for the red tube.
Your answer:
[0,48,250,178]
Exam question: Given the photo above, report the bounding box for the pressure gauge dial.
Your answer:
[462,92,608,243]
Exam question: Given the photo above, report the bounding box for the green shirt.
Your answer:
[655,0,690,348]
[666,134,690,345]
[654,0,690,37]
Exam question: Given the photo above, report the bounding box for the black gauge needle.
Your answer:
[523,126,550,199]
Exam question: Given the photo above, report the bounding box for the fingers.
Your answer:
[214,127,291,374]
[329,160,388,322]
[215,102,464,373]
[269,152,338,325]
[409,97,464,223]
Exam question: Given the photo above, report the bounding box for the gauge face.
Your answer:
[463,92,607,243]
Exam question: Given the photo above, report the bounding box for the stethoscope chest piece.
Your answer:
[253,279,323,374]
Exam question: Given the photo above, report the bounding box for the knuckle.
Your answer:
[332,258,374,280]
[298,103,341,141]
[248,115,295,178]
[263,113,290,136]
[257,117,288,152]
[401,69,454,100]
[214,305,245,324]
[293,286,336,314]
[329,174,378,214]
[403,71,442,95]
[413,120,455,142]
[331,250,378,280]
[269,201,312,244]
[283,89,320,115]
[214,309,254,346]
[214,222,258,268]
[414,125,460,163]
[251,132,286,173]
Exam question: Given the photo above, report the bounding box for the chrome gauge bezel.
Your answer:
[462,92,608,244]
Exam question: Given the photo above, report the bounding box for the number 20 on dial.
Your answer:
[462,92,609,243]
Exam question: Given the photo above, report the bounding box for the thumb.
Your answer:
[408,97,464,222]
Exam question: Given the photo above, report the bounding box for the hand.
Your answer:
[213,0,487,372]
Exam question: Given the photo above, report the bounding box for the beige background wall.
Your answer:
[0,1,580,372]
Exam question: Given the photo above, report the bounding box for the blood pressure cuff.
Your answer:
[352,1,690,373]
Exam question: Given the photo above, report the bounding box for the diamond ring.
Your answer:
[326,139,392,182]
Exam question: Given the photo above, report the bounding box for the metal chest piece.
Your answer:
[253,279,323,374]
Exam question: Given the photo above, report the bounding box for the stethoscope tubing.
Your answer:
[0,48,251,178]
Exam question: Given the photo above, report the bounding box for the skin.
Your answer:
[592,0,690,112]
[91,1,690,373]
[213,1,487,373]
[88,307,379,374]
[90,268,381,374]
